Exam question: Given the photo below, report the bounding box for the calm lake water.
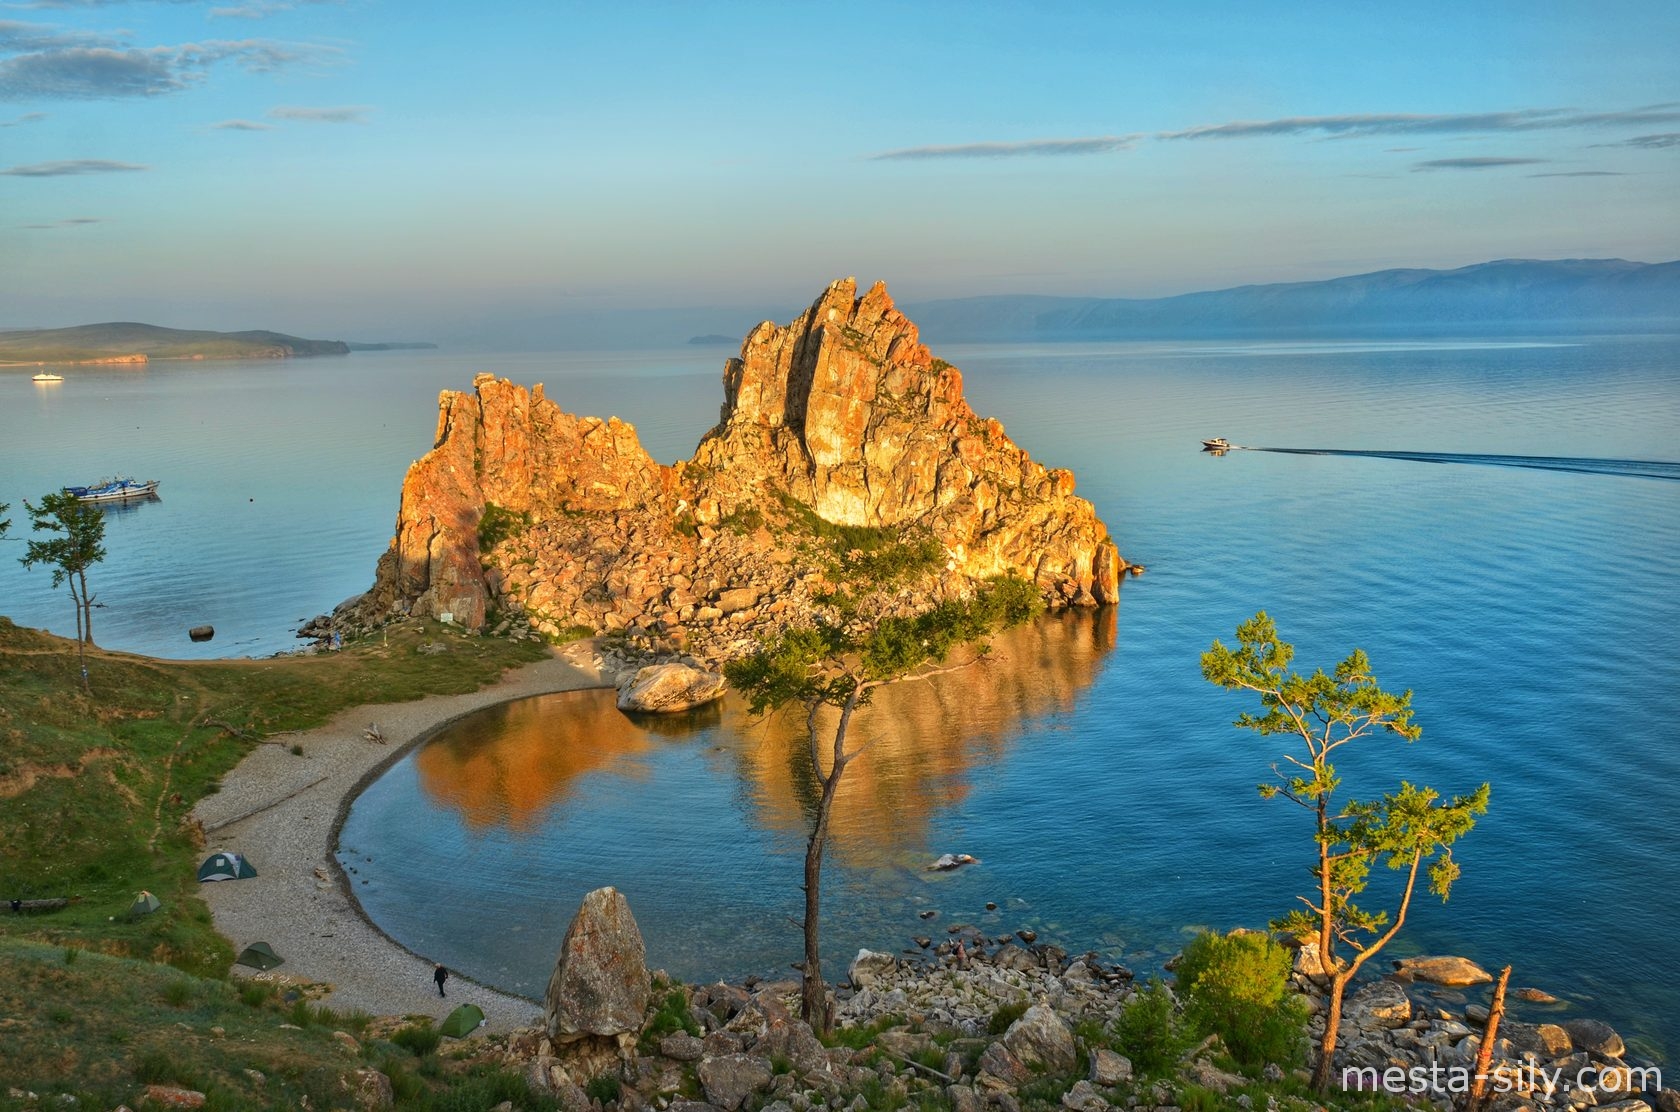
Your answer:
[4,335,1678,1060]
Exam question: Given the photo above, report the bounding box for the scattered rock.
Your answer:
[1001,1001,1076,1072]
[1060,1080,1108,1112]
[349,1068,394,1110]
[1391,955,1494,986]
[1344,980,1411,1029]
[659,1032,705,1061]
[1515,986,1561,1004]
[1564,1017,1626,1059]
[848,950,897,990]
[141,1087,207,1109]
[188,625,214,642]
[1089,1048,1133,1086]
[696,1053,773,1111]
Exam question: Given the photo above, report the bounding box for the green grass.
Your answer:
[0,614,546,975]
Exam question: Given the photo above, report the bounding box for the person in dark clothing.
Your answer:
[433,963,449,997]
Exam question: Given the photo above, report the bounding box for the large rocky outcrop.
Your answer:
[356,279,1124,659]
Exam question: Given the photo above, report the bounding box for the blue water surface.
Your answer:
[4,335,1677,1060]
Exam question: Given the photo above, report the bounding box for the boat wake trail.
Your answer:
[1243,447,1680,481]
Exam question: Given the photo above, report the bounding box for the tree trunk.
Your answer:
[801,771,840,1035]
[78,569,94,646]
[1465,965,1512,1111]
[67,576,89,693]
[1313,970,1350,1092]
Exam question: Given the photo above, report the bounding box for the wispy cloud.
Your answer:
[1160,104,1680,141]
[1,109,46,125]
[868,135,1142,161]
[1,157,145,175]
[211,117,271,130]
[1528,170,1627,177]
[1594,132,1680,149]
[20,215,100,228]
[268,103,367,123]
[1412,157,1548,171]
[0,24,339,100]
[209,0,338,18]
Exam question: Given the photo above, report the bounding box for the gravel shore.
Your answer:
[192,643,611,1032]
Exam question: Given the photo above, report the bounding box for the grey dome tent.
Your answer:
[197,851,257,882]
[236,941,284,970]
[439,1003,485,1038]
[127,890,161,919]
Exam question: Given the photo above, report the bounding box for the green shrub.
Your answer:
[987,999,1029,1035]
[476,502,530,551]
[239,981,273,1008]
[163,979,194,1007]
[392,1020,443,1057]
[133,1048,193,1086]
[1112,981,1192,1077]
[1174,931,1306,1070]
[637,988,700,1053]
[584,1074,622,1104]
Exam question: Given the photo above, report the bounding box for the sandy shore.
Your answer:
[192,643,612,1032]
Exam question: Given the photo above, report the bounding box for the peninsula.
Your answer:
[0,322,352,364]
[350,279,1125,661]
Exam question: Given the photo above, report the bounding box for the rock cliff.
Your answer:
[357,279,1123,660]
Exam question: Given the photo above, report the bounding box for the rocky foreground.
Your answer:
[346,279,1124,665]
[446,889,1672,1112]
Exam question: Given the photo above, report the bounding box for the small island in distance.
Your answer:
[0,322,434,365]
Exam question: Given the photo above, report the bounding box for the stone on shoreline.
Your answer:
[545,887,650,1048]
[615,663,727,714]
[1391,955,1494,986]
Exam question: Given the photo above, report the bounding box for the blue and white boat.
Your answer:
[63,476,160,502]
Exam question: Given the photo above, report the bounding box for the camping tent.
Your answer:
[236,941,284,970]
[127,890,161,919]
[197,851,257,882]
[439,1004,485,1038]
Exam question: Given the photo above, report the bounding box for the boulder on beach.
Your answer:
[616,663,727,714]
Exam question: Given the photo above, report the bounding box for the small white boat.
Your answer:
[32,372,64,383]
[1201,437,1230,451]
[64,476,160,502]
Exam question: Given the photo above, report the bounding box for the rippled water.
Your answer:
[5,335,1678,1060]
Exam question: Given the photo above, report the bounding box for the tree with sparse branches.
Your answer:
[1,501,10,540]
[726,577,1042,1034]
[21,491,108,693]
[1201,611,1490,1092]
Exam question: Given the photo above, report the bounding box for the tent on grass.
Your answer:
[236,941,284,970]
[197,851,257,882]
[439,1003,485,1038]
[127,890,161,919]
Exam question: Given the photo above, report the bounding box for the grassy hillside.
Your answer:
[0,615,545,974]
[0,322,350,363]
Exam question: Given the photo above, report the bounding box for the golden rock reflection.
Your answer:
[414,688,658,831]
[726,607,1117,867]
[412,608,1116,853]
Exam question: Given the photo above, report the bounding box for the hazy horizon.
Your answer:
[2,2,1677,341]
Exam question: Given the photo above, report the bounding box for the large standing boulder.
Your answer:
[1002,1000,1078,1072]
[616,664,727,713]
[545,887,650,1048]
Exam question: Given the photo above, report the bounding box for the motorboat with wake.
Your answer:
[64,476,160,502]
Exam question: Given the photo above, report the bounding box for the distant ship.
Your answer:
[64,476,160,502]
[32,372,63,382]
[1201,437,1230,451]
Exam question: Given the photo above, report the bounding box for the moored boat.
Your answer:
[64,476,160,502]
[32,372,64,382]
[1201,437,1230,451]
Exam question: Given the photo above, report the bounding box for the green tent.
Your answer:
[439,1004,485,1038]
[127,890,161,919]
[236,941,284,970]
[197,851,257,882]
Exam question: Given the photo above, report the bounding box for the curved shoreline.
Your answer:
[192,643,613,1031]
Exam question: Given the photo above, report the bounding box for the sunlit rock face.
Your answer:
[356,280,1123,658]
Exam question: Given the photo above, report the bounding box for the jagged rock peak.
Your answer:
[352,280,1124,656]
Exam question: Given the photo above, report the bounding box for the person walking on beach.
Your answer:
[434,963,449,997]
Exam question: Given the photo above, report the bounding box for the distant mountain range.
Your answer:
[903,259,1680,343]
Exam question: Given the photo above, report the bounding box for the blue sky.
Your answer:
[1,0,1676,340]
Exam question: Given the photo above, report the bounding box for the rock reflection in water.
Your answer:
[725,607,1118,867]
[413,687,659,831]
[408,609,1114,857]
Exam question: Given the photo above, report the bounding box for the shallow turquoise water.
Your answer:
[4,336,1677,1060]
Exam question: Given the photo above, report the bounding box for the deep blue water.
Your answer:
[5,336,1678,1060]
